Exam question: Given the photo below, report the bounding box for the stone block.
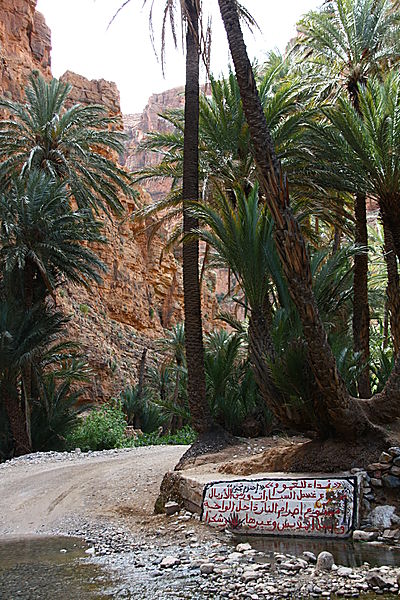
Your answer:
[379,452,392,463]
[164,501,180,516]
[382,475,400,489]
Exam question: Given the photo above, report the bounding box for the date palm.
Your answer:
[0,171,106,307]
[0,73,136,217]
[190,185,362,434]
[0,299,68,456]
[113,0,214,435]
[307,73,400,354]
[0,171,106,452]
[295,0,400,396]
[217,0,400,440]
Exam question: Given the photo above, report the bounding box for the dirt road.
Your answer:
[0,446,187,536]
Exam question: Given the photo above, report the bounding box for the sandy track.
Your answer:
[0,446,187,536]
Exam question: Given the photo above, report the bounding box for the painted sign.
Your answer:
[201,477,357,538]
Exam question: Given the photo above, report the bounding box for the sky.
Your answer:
[36,0,321,114]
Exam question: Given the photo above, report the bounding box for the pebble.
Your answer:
[160,556,180,568]
[236,543,252,552]
[200,563,214,574]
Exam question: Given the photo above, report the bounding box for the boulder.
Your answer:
[302,551,317,564]
[353,530,379,542]
[365,570,390,589]
[368,505,396,529]
[316,551,334,572]
[382,475,400,489]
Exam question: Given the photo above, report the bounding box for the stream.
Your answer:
[0,534,398,599]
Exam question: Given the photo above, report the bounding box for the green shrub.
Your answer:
[120,384,167,433]
[66,402,127,451]
[129,425,196,447]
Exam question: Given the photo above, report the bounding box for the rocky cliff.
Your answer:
[0,0,51,99]
[0,0,219,400]
[122,87,185,202]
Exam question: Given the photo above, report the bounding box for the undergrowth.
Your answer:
[128,425,196,447]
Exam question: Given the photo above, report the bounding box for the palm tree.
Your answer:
[0,171,106,452]
[0,171,106,307]
[0,73,136,217]
[294,0,400,396]
[306,73,400,353]
[112,0,217,435]
[180,0,214,434]
[191,185,364,434]
[0,299,68,455]
[217,0,400,440]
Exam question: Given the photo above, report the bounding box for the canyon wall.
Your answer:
[0,0,219,400]
[0,0,51,99]
[122,86,185,202]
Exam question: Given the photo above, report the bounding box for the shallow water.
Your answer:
[0,536,111,599]
[0,534,398,599]
[233,534,400,568]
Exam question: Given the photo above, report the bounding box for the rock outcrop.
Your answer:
[60,70,122,117]
[0,0,220,401]
[122,86,185,202]
[0,0,51,100]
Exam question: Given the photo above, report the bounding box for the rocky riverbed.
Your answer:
[70,511,400,599]
[1,448,400,599]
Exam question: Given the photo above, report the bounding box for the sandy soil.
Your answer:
[0,446,187,536]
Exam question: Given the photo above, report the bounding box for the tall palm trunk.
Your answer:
[21,260,35,451]
[216,0,380,439]
[182,0,213,434]
[349,79,371,398]
[3,381,31,457]
[353,193,371,396]
[382,199,400,262]
[382,218,400,355]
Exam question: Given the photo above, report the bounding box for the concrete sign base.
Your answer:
[201,477,358,538]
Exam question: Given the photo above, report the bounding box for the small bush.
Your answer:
[66,402,126,451]
[129,425,196,447]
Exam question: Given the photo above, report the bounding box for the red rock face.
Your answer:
[60,70,122,117]
[122,86,185,202]
[0,0,219,400]
[0,0,51,100]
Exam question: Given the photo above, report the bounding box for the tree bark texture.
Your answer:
[382,218,400,356]
[216,0,382,438]
[381,199,400,263]
[182,0,213,434]
[3,383,31,456]
[353,193,371,397]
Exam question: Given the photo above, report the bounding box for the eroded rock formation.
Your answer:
[0,0,51,100]
[0,0,219,400]
[122,87,185,202]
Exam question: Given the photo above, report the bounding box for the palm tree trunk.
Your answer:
[379,195,400,260]
[382,218,400,355]
[217,0,378,439]
[182,0,213,434]
[353,193,371,397]
[21,261,35,451]
[248,304,323,432]
[3,381,31,456]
